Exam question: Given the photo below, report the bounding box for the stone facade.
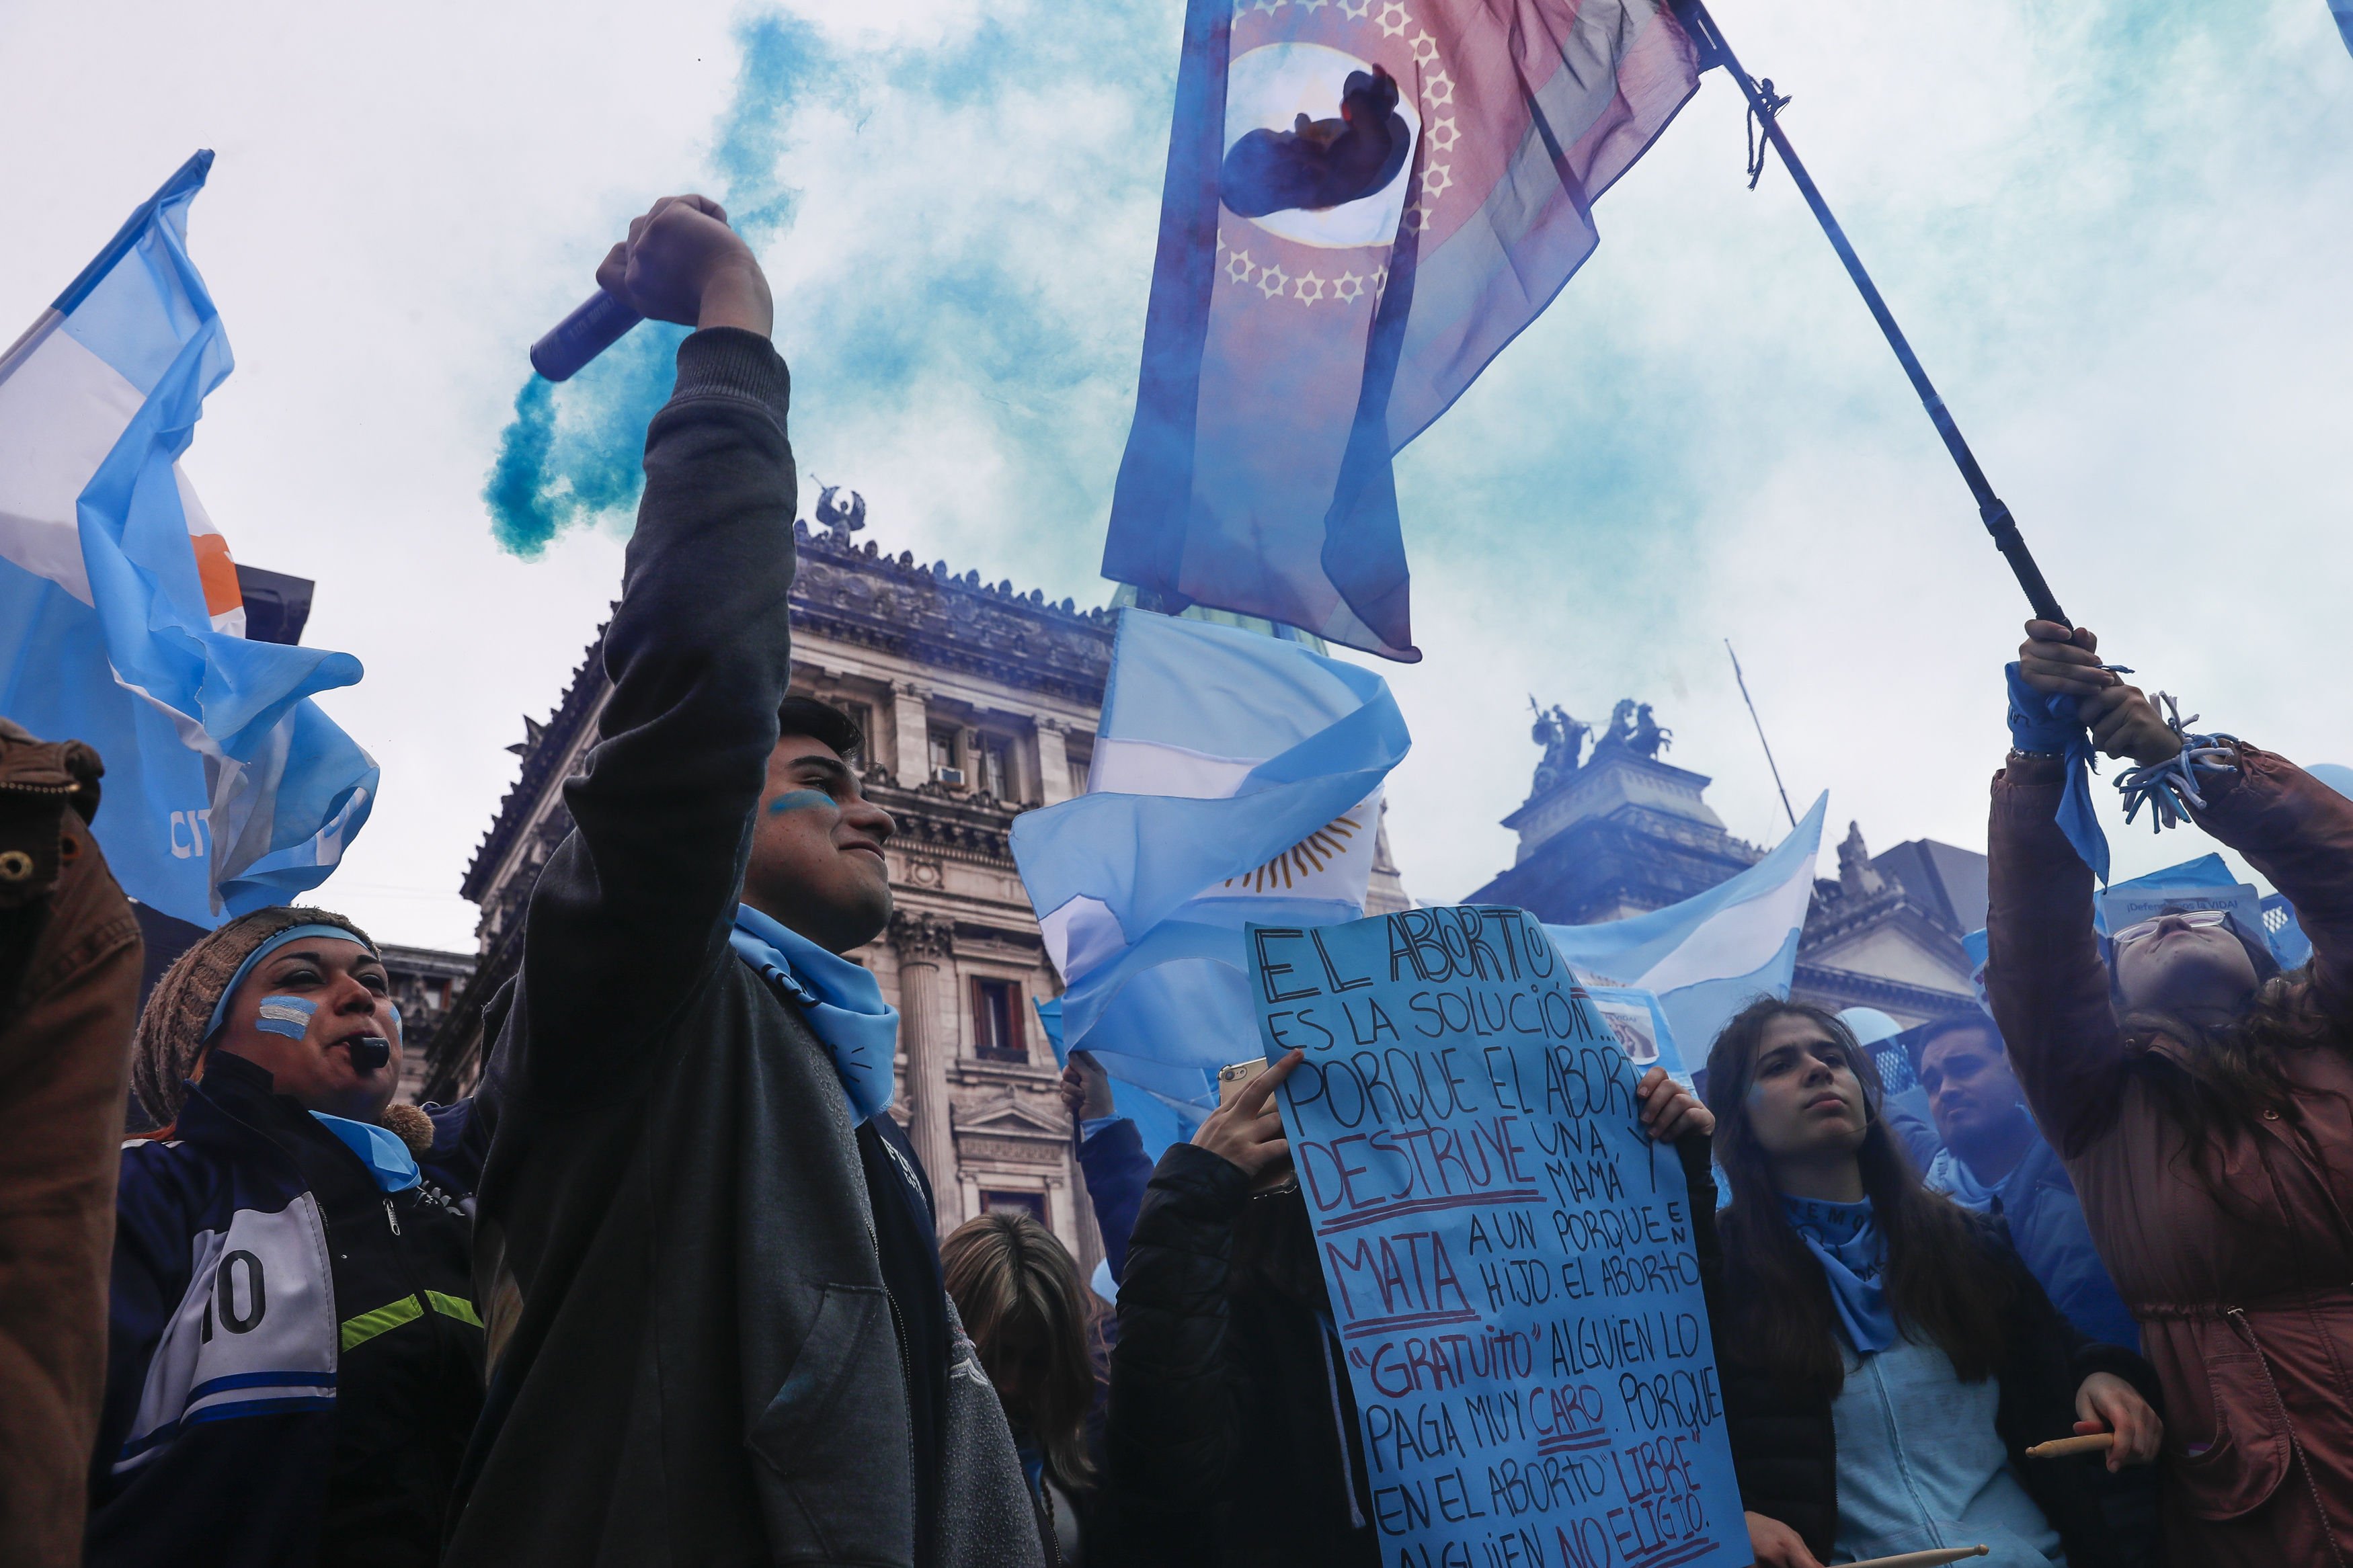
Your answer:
[1469,700,1982,1033]
[382,943,475,1107]
[421,516,1408,1270]
[1790,823,1983,1029]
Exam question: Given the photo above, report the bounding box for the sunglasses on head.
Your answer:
[2113,909,2230,946]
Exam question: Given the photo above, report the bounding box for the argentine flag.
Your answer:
[1546,792,1827,1069]
[1012,610,1411,1155]
[0,153,376,925]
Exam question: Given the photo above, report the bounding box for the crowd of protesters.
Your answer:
[5,194,2352,1568]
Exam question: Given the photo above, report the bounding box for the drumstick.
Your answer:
[1841,1546,1989,1568]
[2024,1432,2116,1459]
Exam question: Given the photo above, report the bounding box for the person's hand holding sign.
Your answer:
[1192,1048,1305,1182]
[1634,1065,1713,1147]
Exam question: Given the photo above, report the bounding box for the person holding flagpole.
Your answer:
[1992,620,2353,1562]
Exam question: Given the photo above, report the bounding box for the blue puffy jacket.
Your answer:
[1925,1134,2140,1352]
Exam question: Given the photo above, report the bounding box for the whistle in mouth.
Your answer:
[346,1036,391,1071]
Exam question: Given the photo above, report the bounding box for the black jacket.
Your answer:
[1107,1144,1379,1568]
[1698,1172,2161,1566]
[96,1050,483,1568]
[443,329,1037,1568]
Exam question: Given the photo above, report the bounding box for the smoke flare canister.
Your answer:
[530,290,642,382]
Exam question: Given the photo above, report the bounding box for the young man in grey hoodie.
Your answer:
[444,195,1043,1568]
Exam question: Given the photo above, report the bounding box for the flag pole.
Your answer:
[1724,639,1798,830]
[1671,1,2072,628]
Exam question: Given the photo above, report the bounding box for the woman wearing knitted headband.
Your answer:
[1991,619,2353,1563]
[87,906,485,1568]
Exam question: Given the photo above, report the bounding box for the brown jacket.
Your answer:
[0,721,141,1568]
[1989,745,2353,1565]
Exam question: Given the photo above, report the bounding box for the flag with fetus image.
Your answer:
[1103,0,1702,660]
[1011,610,1410,1157]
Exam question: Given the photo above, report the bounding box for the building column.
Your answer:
[1035,717,1074,807]
[889,909,959,1232]
[890,680,930,790]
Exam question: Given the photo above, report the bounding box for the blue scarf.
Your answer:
[310,1112,420,1193]
[1924,1147,1999,1212]
[729,905,900,1122]
[2006,661,2108,884]
[1784,1194,1900,1354]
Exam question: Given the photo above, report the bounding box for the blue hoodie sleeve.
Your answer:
[1078,1118,1153,1282]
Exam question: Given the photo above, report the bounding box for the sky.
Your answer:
[3,0,2349,952]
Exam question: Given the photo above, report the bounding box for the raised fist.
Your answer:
[594,194,772,336]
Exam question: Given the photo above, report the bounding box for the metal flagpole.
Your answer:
[1671,0,2073,628]
[1724,639,1798,830]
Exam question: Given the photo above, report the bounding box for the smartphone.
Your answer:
[1217,1057,1270,1107]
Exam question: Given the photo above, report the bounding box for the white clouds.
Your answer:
[1,0,2345,947]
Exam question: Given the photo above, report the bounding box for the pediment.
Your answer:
[951,1094,1069,1142]
[1802,912,1973,995]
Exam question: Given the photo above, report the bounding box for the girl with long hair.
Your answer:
[1993,618,2353,1563]
[1702,999,2161,1568]
[942,1210,1103,1565]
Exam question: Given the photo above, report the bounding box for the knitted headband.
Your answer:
[133,905,376,1126]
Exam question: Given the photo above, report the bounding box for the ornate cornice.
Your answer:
[868,778,1025,866]
[1790,962,1979,1020]
[464,616,612,903]
[463,529,1113,916]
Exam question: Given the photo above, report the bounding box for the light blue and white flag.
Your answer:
[1013,609,1411,1157]
[1546,792,1828,1065]
[0,152,377,925]
[2333,0,2353,57]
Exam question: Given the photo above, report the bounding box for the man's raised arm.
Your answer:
[508,196,793,1095]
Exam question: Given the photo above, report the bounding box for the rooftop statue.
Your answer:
[815,484,867,546]
[1527,698,1591,793]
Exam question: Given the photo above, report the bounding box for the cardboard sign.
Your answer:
[1250,905,1745,1568]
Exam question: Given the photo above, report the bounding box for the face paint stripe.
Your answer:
[255,996,317,1039]
[767,790,833,815]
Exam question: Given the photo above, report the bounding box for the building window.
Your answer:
[971,977,1026,1063]
[928,727,963,785]
[980,1190,1047,1223]
[975,733,1014,800]
[1068,749,1091,797]
[834,700,873,762]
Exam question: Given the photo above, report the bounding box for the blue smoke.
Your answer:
[483,13,836,554]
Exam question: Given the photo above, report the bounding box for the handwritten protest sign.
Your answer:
[1250,905,1744,1568]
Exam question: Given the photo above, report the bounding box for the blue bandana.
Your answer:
[729,905,900,1122]
[1784,1194,1900,1354]
[2006,662,2109,884]
[1924,1147,1999,1212]
[309,1111,421,1193]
